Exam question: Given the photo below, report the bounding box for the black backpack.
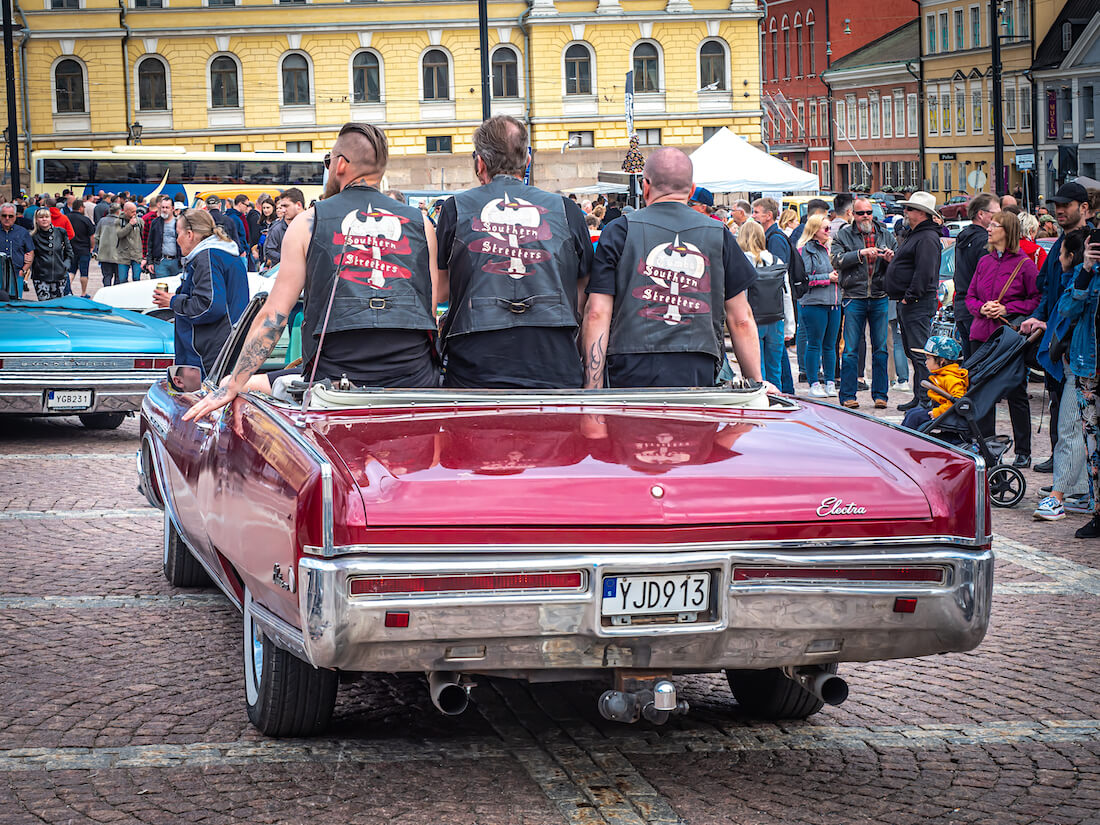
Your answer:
[784,233,809,299]
[747,257,787,325]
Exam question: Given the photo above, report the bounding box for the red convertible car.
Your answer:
[139,300,993,736]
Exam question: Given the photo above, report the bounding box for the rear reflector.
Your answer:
[384,611,410,628]
[894,598,918,613]
[733,567,944,584]
[154,358,174,368]
[350,571,584,596]
[133,357,153,369]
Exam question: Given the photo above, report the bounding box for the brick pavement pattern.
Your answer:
[2,376,1099,824]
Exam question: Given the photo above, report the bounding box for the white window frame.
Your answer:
[51,54,90,114]
[349,47,385,104]
[869,93,880,139]
[696,37,729,92]
[277,50,314,107]
[893,91,905,137]
[926,14,936,53]
[134,53,171,113]
[882,96,892,137]
[907,92,918,136]
[418,45,455,102]
[206,51,243,110]
[858,97,868,139]
[630,39,664,94]
[928,92,938,135]
[836,99,846,140]
[972,85,983,133]
[1019,83,1031,130]
[821,160,831,189]
[808,99,817,138]
[969,5,981,48]
[489,44,524,99]
[846,93,857,139]
[955,85,966,135]
[795,99,805,139]
[562,40,596,97]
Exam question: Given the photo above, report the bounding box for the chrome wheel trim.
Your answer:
[162,510,170,568]
[243,590,263,706]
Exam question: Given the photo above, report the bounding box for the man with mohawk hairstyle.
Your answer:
[580,147,762,389]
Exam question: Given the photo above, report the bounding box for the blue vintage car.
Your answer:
[0,257,175,429]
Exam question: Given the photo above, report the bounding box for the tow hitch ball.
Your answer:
[599,675,688,725]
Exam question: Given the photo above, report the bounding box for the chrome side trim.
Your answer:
[306,533,986,559]
[249,598,308,660]
[247,395,335,558]
[973,454,988,545]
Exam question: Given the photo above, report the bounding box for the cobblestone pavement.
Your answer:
[2,379,1099,825]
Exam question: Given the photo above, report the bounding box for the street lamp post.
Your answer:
[2,0,20,197]
[990,1,1005,196]
[478,0,491,121]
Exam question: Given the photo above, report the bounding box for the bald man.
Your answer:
[184,122,445,422]
[581,147,762,388]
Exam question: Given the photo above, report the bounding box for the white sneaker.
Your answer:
[810,383,828,398]
[825,381,838,397]
[895,380,911,393]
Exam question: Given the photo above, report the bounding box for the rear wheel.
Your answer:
[162,511,210,587]
[243,587,337,737]
[725,664,838,720]
[79,412,126,430]
[988,465,1026,508]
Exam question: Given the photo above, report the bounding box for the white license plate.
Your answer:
[601,572,711,617]
[46,390,92,411]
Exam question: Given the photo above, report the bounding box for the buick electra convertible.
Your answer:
[139,297,993,737]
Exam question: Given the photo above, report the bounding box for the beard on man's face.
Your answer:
[857,218,873,233]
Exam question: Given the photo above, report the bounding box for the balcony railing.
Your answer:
[1086,118,1096,139]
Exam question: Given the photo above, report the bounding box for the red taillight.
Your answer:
[733,567,945,584]
[133,357,154,369]
[350,571,584,596]
[154,358,174,368]
[0,358,4,369]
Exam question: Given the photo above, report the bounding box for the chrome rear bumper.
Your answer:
[0,372,159,414]
[291,545,993,675]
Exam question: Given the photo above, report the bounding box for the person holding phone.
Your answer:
[832,196,897,409]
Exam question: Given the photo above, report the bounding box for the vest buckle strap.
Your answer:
[369,297,387,310]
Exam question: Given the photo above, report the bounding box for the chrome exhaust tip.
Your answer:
[428,671,471,716]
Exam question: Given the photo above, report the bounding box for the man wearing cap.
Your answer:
[203,195,245,256]
[581,147,761,389]
[689,186,715,217]
[884,191,944,410]
[900,334,968,431]
[1021,182,1094,469]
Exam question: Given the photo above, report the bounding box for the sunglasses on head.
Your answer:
[853,210,874,216]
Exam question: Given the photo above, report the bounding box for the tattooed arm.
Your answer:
[580,293,613,389]
[182,209,313,422]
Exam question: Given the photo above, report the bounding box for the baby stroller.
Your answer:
[917,325,1039,508]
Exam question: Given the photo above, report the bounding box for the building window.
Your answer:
[134,0,164,7]
[703,125,722,141]
[637,128,661,146]
[1005,87,1017,130]
[807,13,816,74]
[1020,85,1032,130]
[944,162,953,192]
[281,53,311,106]
[809,99,818,138]
[955,9,964,49]
[927,15,936,52]
[699,40,726,91]
[214,143,241,152]
[782,17,790,78]
[858,98,868,139]
[928,93,938,135]
[907,93,918,136]
[632,43,660,93]
[769,20,778,82]
[893,93,905,137]
[971,6,981,47]
[1020,0,1029,36]
[210,55,239,108]
[846,94,857,139]
[930,162,939,191]
[881,97,892,137]
[50,0,79,7]
[568,130,594,148]
[207,0,237,5]
[821,161,831,189]
[811,160,819,179]
[54,58,86,113]
[286,140,312,153]
[884,161,894,188]
[1002,0,1014,36]
[426,136,452,153]
[422,48,450,101]
[972,89,983,132]
[835,100,846,140]
[136,56,167,111]
[941,90,951,133]
[939,13,948,55]
[794,15,803,77]
[564,43,592,95]
[869,95,880,139]
[955,87,966,134]
[492,47,519,98]
[795,100,805,139]
[352,51,381,103]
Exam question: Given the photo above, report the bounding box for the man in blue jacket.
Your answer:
[152,209,249,378]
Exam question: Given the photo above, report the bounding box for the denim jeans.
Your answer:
[757,320,786,387]
[99,261,118,287]
[115,261,141,284]
[795,314,808,377]
[801,304,841,385]
[898,296,935,394]
[154,258,181,280]
[840,297,889,401]
[779,345,794,393]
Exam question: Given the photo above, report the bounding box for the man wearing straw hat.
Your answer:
[884,191,945,411]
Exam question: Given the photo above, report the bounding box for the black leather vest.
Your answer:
[444,176,579,339]
[303,186,435,368]
[608,202,728,358]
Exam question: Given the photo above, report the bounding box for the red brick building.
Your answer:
[761,0,916,191]
[821,20,922,193]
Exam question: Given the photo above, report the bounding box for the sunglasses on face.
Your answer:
[853,210,873,216]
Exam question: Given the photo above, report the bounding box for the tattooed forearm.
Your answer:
[231,312,289,384]
[583,333,606,389]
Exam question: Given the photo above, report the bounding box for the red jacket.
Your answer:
[1020,237,1047,271]
[49,207,74,240]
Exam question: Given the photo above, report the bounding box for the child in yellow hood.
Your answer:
[901,335,969,431]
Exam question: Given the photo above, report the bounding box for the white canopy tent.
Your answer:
[689,127,819,194]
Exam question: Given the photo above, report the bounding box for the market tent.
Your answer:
[689,127,819,193]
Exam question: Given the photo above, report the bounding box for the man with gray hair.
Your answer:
[435,114,592,388]
[581,147,761,388]
[0,203,35,292]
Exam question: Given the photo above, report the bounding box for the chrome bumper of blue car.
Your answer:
[0,371,161,415]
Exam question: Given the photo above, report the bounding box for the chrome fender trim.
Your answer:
[249,596,308,661]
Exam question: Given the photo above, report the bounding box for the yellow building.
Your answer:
[2,0,763,192]
[919,0,1065,203]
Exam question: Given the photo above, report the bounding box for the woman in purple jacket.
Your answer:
[964,210,1040,467]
